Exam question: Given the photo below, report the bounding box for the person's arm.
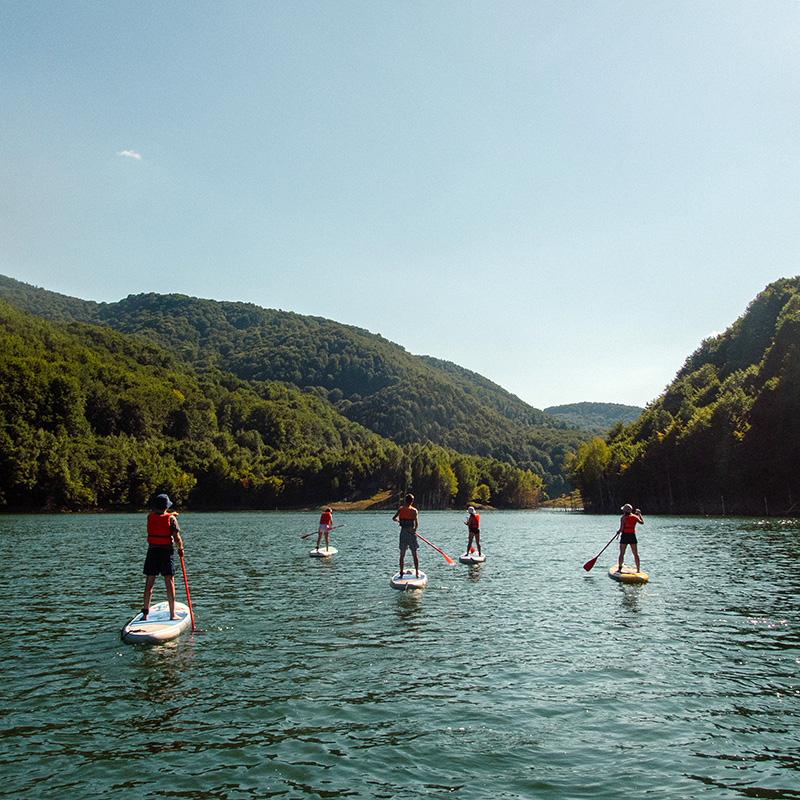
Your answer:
[392,509,400,522]
[616,515,624,534]
[636,510,644,524]
[170,515,184,554]
[412,509,418,532]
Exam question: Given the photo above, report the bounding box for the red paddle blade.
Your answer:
[582,557,597,572]
[443,553,456,565]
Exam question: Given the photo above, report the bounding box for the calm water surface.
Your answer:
[1,510,798,799]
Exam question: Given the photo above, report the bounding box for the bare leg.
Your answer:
[412,549,420,578]
[467,532,474,553]
[324,530,329,550]
[316,531,323,550]
[142,574,157,617]
[475,532,482,556]
[165,575,176,618]
[618,543,627,571]
[399,548,405,576]
[630,543,640,572]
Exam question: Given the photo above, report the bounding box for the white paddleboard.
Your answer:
[309,547,338,558]
[121,601,192,644]
[608,564,649,584]
[459,552,486,564]
[390,570,428,590]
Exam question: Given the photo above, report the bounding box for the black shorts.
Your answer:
[620,532,637,545]
[399,529,419,552]
[143,546,175,576]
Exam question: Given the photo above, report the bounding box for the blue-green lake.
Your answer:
[1,510,798,799]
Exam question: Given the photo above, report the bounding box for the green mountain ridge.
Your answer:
[0,274,589,510]
[544,402,644,435]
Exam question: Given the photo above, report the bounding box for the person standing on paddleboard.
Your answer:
[316,507,333,551]
[616,504,643,573]
[393,493,420,578]
[141,493,184,620]
[465,506,482,556]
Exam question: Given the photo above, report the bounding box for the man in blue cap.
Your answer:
[141,493,184,620]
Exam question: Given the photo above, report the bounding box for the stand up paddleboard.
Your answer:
[608,564,649,584]
[459,552,486,564]
[390,570,428,590]
[309,547,338,558]
[121,601,192,644]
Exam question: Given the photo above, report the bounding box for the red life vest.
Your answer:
[468,513,480,531]
[622,513,639,535]
[147,512,174,546]
[320,511,332,526]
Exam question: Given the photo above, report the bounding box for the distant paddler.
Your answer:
[392,493,420,579]
[464,506,482,556]
[616,504,643,573]
[316,507,334,551]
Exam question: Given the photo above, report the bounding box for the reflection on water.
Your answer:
[0,511,798,799]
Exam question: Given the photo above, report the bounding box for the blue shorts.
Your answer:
[399,529,418,552]
[143,546,175,576]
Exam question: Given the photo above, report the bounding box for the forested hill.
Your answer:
[544,402,643,434]
[0,275,589,506]
[565,277,800,516]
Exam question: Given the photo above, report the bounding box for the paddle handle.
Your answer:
[179,553,197,631]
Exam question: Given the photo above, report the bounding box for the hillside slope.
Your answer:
[0,275,586,495]
[565,277,800,515]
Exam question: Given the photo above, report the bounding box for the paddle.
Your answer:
[301,524,346,540]
[179,552,199,632]
[583,532,620,572]
[416,532,456,565]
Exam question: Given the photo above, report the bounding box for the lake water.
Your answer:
[1,510,798,799]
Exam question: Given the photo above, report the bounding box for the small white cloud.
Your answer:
[117,150,142,160]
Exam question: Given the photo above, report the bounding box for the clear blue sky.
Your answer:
[2,1,798,409]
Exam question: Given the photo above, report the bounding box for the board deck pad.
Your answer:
[459,552,486,564]
[121,601,192,644]
[309,547,338,557]
[390,570,428,590]
[608,564,649,584]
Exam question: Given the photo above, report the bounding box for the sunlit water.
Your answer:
[1,510,798,799]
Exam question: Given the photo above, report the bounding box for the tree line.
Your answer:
[0,300,543,511]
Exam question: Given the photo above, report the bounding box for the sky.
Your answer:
[2,1,799,410]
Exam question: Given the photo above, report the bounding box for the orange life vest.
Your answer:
[147,512,174,546]
[398,505,416,528]
[320,511,332,526]
[468,513,480,531]
[622,513,639,535]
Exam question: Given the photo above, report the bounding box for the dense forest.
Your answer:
[544,402,643,435]
[565,277,800,516]
[0,285,564,511]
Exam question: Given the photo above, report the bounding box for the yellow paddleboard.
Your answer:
[608,564,649,584]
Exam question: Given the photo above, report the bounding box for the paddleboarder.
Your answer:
[616,503,643,573]
[316,507,333,551]
[464,506,482,556]
[141,493,184,620]
[392,493,420,579]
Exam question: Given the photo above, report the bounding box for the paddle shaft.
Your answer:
[415,532,455,565]
[301,524,346,539]
[179,552,197,631]
[583,532,620,571]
